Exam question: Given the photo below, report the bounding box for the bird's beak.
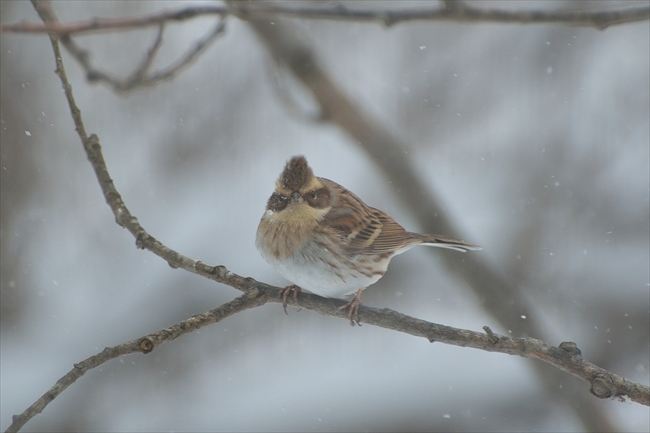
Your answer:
[290,192,303,204]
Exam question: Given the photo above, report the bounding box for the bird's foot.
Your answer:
[338,289,363,326]
[279,284,301,315]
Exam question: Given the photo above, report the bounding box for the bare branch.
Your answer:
[7,267,649,432]
[28,0,223,282]
[235,2,650,30]
[5,289,268,433]
[30,1,90,138]
[87,18,226,92]
[4,2,649,35]
[102,22,166,88]
[2,4,230,35]
[9,1,647,92]
[132,19,225,90]
[30,0,226,92]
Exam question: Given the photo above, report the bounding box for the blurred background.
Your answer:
[1,1,648,431]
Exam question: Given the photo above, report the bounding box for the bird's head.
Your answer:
[265,155,331,224]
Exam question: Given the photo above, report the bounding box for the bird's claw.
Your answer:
[279,284,301,315]
[338,289,363,326]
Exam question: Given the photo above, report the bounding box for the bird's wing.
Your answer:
[319,178,413,255]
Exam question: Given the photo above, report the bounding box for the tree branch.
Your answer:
[5,290,268,433]
[230,1,650,30]
[30,0,226,92]
[7,267,649,432]
[2,4,230,35]
[10,1,647,91]
[4,1,649,35]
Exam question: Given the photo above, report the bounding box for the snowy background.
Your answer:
[2,1,648,431]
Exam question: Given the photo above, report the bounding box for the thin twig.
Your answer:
[85,18,226,92]
[134,19,225,90]
[31,0,226,92]
[123,23,165,83]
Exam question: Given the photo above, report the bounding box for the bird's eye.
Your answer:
[278,195,288,203]
[309,191,317,200]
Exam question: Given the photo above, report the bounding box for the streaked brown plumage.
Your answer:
[256,155,481,325]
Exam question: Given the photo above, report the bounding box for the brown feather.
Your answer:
[361,209,417,254]
[279,155,313,191]
[318,178,412,254]
[317,177,481,255]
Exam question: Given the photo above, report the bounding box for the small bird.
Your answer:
[256,155,481,325]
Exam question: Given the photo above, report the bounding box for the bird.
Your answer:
[255,155,481,325]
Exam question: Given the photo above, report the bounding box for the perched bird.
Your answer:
[256,155,481,325]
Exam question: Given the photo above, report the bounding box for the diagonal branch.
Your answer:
[5,290,268,433]
[6,268,649,432]
[30,0,229,277]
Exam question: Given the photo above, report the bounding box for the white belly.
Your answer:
[257,237,390,299]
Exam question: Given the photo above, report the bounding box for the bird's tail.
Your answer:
[413,233,482,253]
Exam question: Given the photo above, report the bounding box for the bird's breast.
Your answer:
[256,211,317,261]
